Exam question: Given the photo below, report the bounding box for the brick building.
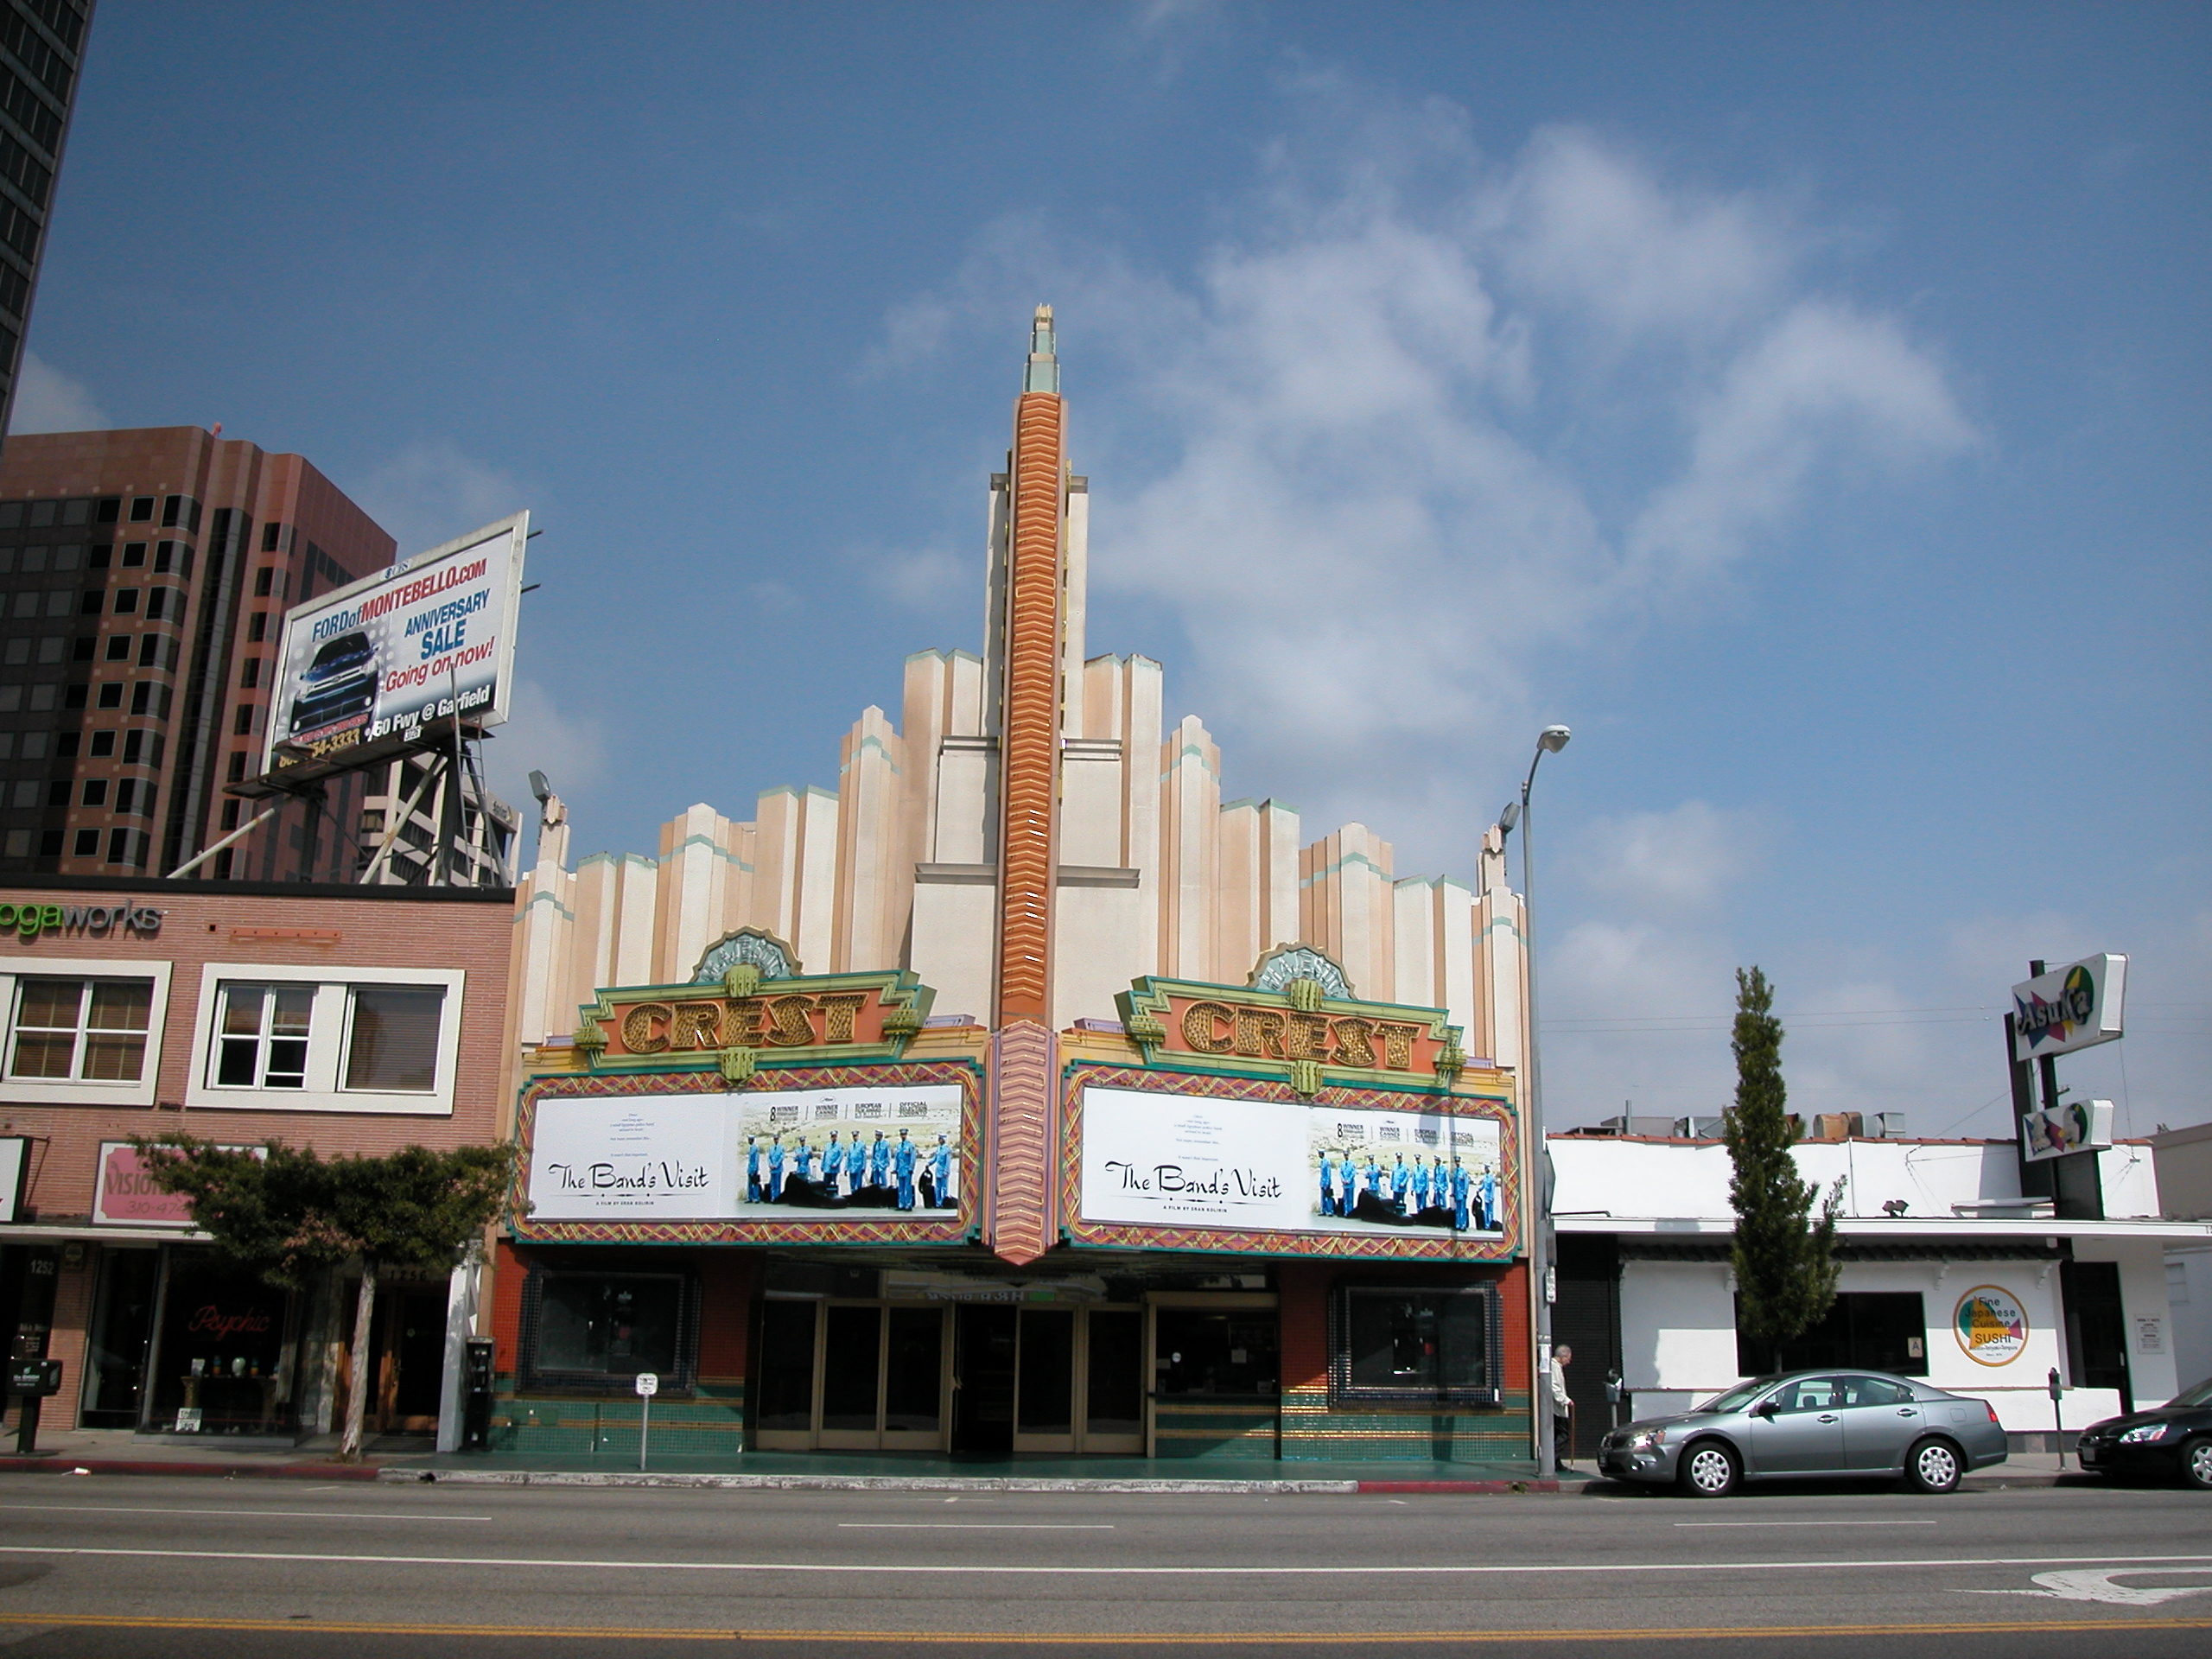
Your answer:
[0,427,397,883]
[0,0,94,439]
[0,874,511,1449]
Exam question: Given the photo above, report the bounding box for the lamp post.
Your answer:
[1497,723,1570,1478]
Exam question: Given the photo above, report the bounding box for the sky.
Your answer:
[15,1,2209,1133]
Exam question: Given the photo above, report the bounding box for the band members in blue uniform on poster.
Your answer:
[823,1131,845,1197]
[1389,1153,1410,1216]
[767,1136,787,1202]
[746,1136,764,1204]
[1450,1156,1471,1231]
[1411,1156,1432,1215]
[869,1129,891,1192]
[931,1133,954,1209]
[1361,1155,1383,1209]
[795,1136,816,1185]
[893,1128,918,1211]
[1477,1165,1498,1230]
[1318,1149,1341,1217]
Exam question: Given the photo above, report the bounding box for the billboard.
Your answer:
[1077,1085,1504,1238]
[263,512,528,777]
[2009,953,2127,1061]
[2021,1097,2114,1163]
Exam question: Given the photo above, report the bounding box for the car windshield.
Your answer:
[2169,1376,2212,1408]
[1694,1377,1778,1414]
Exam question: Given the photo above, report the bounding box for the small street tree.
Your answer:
[131,1137,514,1459]
[1722,967,1840,1372]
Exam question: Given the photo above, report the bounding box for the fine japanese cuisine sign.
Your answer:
[264,512,529,774]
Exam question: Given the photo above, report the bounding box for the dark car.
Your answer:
[2076,1376,2212,1489]
[287,630,377,738]
[1598,1369,2010,1497]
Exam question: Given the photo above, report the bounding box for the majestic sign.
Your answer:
[527,1084,963,1223]
[572,965,931,1077]
[1954,1284,2030,1367]
[1118,964,1468,1096]
[1077,1085,1503,1239]
[2021,1097,2114,1163]
[264,512,528,777]
[2010,954,2126,1061]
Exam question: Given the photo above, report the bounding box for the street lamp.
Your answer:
[1497,722,1569,1478]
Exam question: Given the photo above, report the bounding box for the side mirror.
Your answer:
[1751,1399,1779,1418]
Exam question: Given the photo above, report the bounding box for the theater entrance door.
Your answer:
[1009,1304,1145,1455]
[754,1299,951,1452]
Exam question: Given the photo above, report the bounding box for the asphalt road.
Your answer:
[0,1472,2207,1656]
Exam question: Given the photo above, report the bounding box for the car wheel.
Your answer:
[1677,1440,1740,1498]
[1904,1437,1963,1495]
[2182,1437,2212,1492]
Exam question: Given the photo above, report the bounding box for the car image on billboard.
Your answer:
[288,629,378,742]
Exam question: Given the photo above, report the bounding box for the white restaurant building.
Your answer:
[1548,1124,2210,1454]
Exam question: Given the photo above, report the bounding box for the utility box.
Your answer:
[6,1358,60,1397]
[461,1338,494,1452]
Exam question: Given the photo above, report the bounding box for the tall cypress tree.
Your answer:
[1723,967,1840,1372]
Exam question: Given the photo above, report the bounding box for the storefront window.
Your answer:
[1333,1286,1499,1405]
[79,1248,159,1427]
[10,977,153,1081]
[1154,1308,1279,1398]
[1738,1291,1928,1376]
[343,985,444,1092]
[526,1271,687,1389]
[147,1252,292,1434]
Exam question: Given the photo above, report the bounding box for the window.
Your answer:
[80,779,105,806]
[96,683,122,709]
[525,1271,690,1389]
[188,966,464,1116]
[161,496,181,528]
[71,829,97,855]
[1332,1285,1501,1406]
[252,569,273,597]
[214,983,314,1087]
[103,635,128,661]
[96,499,118,524]
[154,542,175,573]
[226,751,246,783]
[121,542,145,567]
[129,498,153,523]
[108,827,138,866]
[112,588,137,614]
[1154,1306,1279,1399]
[89,729,114,756]
[1737,1291,1929,1376]
[248,611,267,643]
[87,544,111,569]
[136,633,160,667]
[239,658,259,690]
[342,985,445,1091]
[8,976,154,1082]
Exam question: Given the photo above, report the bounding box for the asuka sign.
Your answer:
[2010,954,2126,1061]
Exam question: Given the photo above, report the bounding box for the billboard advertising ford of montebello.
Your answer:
[263,512,528,777]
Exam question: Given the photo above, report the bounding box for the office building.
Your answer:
[0,0,94,440]
[0,426,396,881]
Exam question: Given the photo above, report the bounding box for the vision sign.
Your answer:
[2010,954,2126,1061]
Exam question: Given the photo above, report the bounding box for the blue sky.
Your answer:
[17,2,2209,1130]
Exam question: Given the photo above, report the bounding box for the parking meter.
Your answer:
[461,1338,495,1452]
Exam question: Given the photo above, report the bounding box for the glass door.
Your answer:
[753,1299,950,1452]
[1011,1304,1145,1455]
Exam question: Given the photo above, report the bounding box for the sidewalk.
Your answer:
[0,1427,2075,1493]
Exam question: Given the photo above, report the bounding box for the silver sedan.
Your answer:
[1597,1370,2011,1497]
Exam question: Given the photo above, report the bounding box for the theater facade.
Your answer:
[492,312,1535,1465]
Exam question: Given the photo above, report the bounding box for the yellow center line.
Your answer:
[0,1613,2207,1644]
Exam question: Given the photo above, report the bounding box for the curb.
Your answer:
[383,1469,1365,1494]
[0,1456,382,1481]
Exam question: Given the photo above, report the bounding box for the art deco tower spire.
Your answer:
[994,305,1065,1028]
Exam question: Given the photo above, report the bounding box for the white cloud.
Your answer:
[481,677,607,868]
[881,95,1976,869]
[8,353,108,434]
[350,440,529,559]
[1573,801,1769,915]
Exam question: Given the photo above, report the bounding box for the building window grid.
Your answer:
[7,976,154,1083]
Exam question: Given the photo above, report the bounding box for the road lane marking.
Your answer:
[1,1612,2209,1643]
[1672,1530,1937,1539]
[0,1504,491,1522]
[1,1544,2207,1577]
[1675,1520,1938,1529]
[1971,1567,2212,1606]
[836,1523,1116,1530]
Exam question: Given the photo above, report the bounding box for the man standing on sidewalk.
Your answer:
[1550,1344,1575,1466]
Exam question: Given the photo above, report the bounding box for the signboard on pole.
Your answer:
[2009,954,2126,1061]
[260,512,529,782]
[2022,1098,2115,1163]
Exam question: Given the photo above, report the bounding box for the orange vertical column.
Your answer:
[988,309,1065,1265]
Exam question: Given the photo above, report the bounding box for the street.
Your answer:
[0,1473,2205,1656]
